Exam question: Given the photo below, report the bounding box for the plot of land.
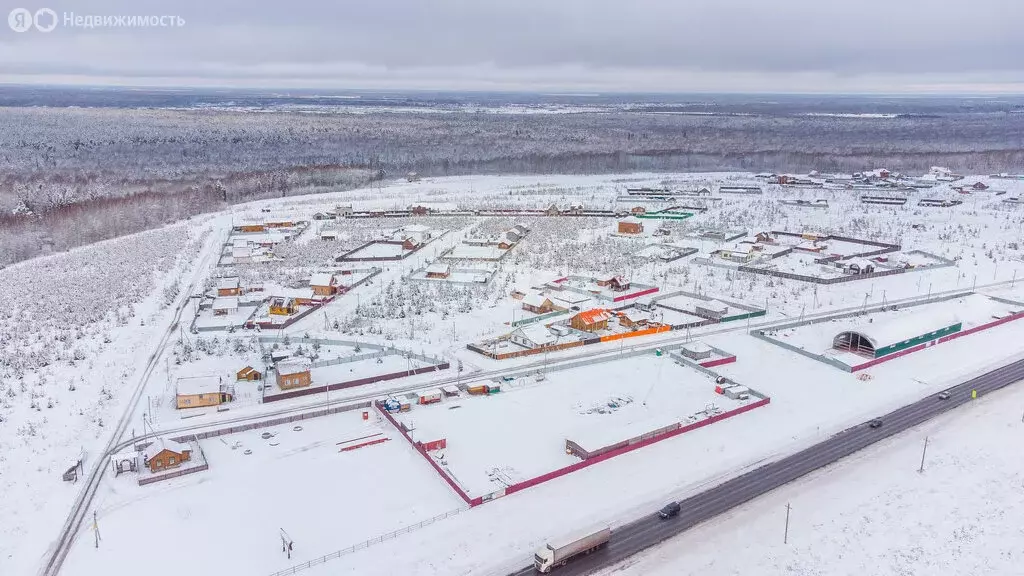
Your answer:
[443,244,508,260]
[394,355,753,497]
[63,410,464,576]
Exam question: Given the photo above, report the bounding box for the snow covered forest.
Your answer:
[3,93,1024,266]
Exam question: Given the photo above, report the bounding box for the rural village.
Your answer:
[5,167,1024,576]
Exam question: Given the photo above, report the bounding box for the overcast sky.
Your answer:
[2,0,1023,93]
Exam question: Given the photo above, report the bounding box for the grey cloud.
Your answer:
[1,0,1022,91]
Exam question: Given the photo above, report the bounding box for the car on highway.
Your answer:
[937,391,951,400]
[658,502,681,519]
[869,418,883,428]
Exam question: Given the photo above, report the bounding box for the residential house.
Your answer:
[714,244,758,263]
[409,205,430,215]
[617,310,651,329]
[212,296,239,316]
[236,366,262,381]
[545,203,560,216]
[509,325,558,349]
[320,230,339,241]
[310,273,338,296]
[217,277,241,297]
[631,206,647,215]
[522,292,555,314]
[335,204,354,217]
[176,376,234,409]
[277,359,312,390]
[618,217,644,235]
[570,309,612,332]
[313,212,336,221]
[143,438,192,473]
[269,297,298,316]
[596,276,631,292]
[425,263,451,279]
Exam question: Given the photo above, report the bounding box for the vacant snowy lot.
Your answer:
[395,355,751,496]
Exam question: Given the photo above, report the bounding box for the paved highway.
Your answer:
[509,357,1024,576]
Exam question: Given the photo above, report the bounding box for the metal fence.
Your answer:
[266,507,466,576]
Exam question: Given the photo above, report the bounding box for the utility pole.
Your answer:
[918,436,929,473]
[93,511,101,548]
[783,503,791,544]
[280,528,294,559]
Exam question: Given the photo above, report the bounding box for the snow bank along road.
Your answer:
[38,273,1019,576]
[505,356,1024,576]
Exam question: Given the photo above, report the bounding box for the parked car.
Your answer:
[937,391,951,400]
[658,502,681,519]
[869,418,883,428]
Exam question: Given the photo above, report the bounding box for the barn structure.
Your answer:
[832,312,962,358]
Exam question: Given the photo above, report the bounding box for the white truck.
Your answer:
[533,526,611,572]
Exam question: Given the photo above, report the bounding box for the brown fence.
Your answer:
[467,339,585,360]
[169,401,373,443]
[263,363,449,403]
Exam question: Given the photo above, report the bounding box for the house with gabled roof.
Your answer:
[310,273,337,296]
[509,325,558,349]
[143,438,192,473]
[570,309,612,332]
[521,292,555,314]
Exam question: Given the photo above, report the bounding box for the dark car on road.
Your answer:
[659,502,681,519]
[869,418,883,428]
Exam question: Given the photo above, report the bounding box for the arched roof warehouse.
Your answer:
[832,311,962,358]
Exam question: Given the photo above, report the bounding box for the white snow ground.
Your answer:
[596,377,1024,576]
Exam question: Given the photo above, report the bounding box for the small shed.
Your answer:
[723,386,751,400]
[695,300,730,319]
[320,230,339,241]
[680,341,713,360]
[441,385,460,397]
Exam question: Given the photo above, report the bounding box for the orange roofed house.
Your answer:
[570,309,612,332]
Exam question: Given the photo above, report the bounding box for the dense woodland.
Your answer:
[3,105,1024,266]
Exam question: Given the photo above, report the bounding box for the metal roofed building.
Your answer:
[832,310,962,358]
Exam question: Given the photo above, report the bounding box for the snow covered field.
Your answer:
[62,410,464,576]
[597,375,1024,576]
[394,355,752,496]
[7,170,1024,576]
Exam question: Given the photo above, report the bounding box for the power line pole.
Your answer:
[93,510,101,548]
[918,436,929,473]
[783,503,791,544]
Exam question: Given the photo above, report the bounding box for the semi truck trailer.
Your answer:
[533,526,611,572]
